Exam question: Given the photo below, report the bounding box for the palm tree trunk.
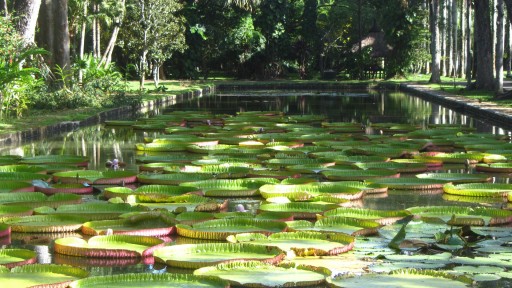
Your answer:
[430,0,441,83]
[451,0,457,76]
[465,0,472,86]
[13,0,42,45]
[496,0,504,94]
[474,0,494,90]
[79,0,87,83]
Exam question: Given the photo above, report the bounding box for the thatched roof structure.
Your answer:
[351,22,392,58]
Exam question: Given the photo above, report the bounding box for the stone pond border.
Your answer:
[1,81,511,146]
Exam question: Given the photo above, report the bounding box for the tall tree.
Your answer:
[429,0,441,83]
[13,0,42,45]
[450,0,457,76]
[121,0,186,89]
[496,0,504,93]
[465,0,472,86]
[473,0,494,90]
[37,0,71,78]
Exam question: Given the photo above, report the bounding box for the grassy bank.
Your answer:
[1,75,511,135]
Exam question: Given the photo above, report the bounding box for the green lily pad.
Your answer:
[367,178,447,190]
[82,212,176,236]
[443,183,512,198]
[53,170,137,185]
[54,235,165,258]
[180,178,279,197]
[68,273,229,288]
[154,243,285,269]
[259,202,340,219]
[327,269,471,288]
[323,207,411,225]
[0,249,37,268]
[416,172,492,183]
[0,264,88,288]
[4,214,87,233]
[287,216,381,236]
[406,206,512,226]
[227,231,354,256]
[137,173,212,185]
[176,218,287,240]
[194,261,329,287]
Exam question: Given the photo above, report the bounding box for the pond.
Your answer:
[1,87,512,287]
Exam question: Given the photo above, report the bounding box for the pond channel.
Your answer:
[1,87,512,286]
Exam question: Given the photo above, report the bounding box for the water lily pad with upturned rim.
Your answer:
[194,261,330,287]
[406,206,512,226]
[366,178,447,190]
[227,231,355,256]
[53,235,165,258]
[53,170,138,185]
[81,212,176,236]
[0,264,89,288]
[0,181,34,193]
[4,214,87,233]
[443,183,512,198]
[416,172,491,184]
[0,249,37,268]
[476,163,512,173]
[21,155,89,167]
[323,207,411,225]
[258,202,340,219]
[35,183,93,195]
[68,273,230,288]
[327,269,472,288]
[153,242,285,269]
[176,218,287,240]
[180,178,280,197]
[137,173,211,185]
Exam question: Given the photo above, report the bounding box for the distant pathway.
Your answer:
[400,83,512,130]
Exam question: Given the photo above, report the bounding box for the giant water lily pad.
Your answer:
[180,178,280,197]
[416,173,491,183]
[69,273,229,288]
[54,235,165,258]
[406,206,512,226]
[259,183,364,201]
[0,249,37,268]
[0,192,81,208]
[0,181,34,193]
[53,170,137,185]
[0,204,33,220]
[154,243,285,269]
[176,218,287,240]
[0,264,89,288]
[327,269,471,288]
[4,214,87,233]
[476,163,512,173]
[21,155,89,167]
[227,231,355,256]
[194,261,329,287]
[322,169,400,181]
[287,216,381,236]
[82,212,176,236]
[34,203,149,221]
[366,178,447,190]
[35,183,94,195]
[137,173,211,185]
[443,183,512,198]
[323,207,411,225]
[258,202,340,219]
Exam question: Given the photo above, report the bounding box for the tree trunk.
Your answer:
[459,0,465,78]
[13,0,41,46]
[53,0,71,71]
[430,0,441,83]
[465,0,472,86]
[508,21,512,77]
[496,0,504,94]
[0,0,7,16]
[451,0,457,76]
[78,0,87,83]
[441,0,447,76]
[100,0,125,66]
[474,0,494,90]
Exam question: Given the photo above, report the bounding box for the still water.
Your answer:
[2,88,512,280]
